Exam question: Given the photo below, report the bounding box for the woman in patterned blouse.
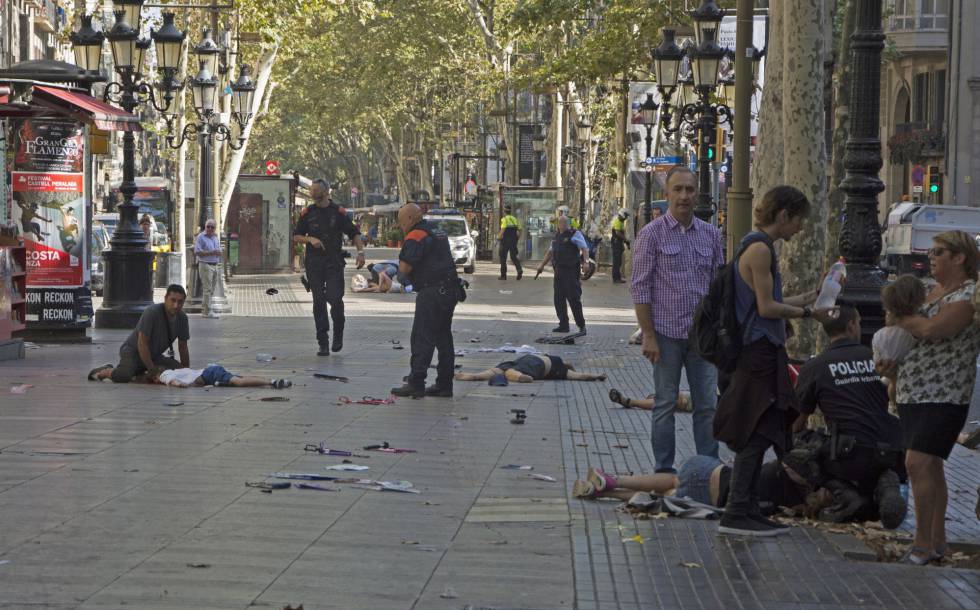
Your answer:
[878,230,980,565]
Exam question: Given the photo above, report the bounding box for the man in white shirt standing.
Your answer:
[195,219,222,318]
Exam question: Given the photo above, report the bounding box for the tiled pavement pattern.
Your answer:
[0,257,976,609]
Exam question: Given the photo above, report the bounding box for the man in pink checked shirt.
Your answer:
[630,166,723,474]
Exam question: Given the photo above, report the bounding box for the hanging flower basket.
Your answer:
[887,129,944,165]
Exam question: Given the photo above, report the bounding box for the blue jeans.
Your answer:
[651,331,720,473]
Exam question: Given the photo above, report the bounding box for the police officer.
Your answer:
[390,203,460,398]
[498,205,523,280]
[610,209,630,283]
[536,214,588,334]
[292,179,365,356]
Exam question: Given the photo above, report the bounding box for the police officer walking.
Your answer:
[391,204,460,398]
[536,214,589,334]
[292,179,365,356]
[611,209,630,283]
[498,205,523,280]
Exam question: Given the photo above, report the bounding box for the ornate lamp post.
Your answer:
[70,4,188,328]
[576,118,592,220]
[838,0,887,342]
[637,93,658,225]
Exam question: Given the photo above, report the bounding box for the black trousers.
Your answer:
[823,445,907,495]
[553,267,585,329]
[499,240,522,278]
[725,430,773,517]
[408,286,458,389]
[306,256,345,346]
[611,239,625,281]
[111,348,180,383]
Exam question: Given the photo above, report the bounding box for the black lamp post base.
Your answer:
[95,249,155,329]
[839,262,888,346]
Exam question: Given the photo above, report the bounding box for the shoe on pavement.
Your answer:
[317,345,330,357]
[587,467,618,493]
[88,363,113,381]
[272,379,292,389]
[516,270,523,280]
[572,479,597,498]
[874,469,907,529]
[424,384,453,397]
[498,276,507,281]
[552,326,570,333]
[331,336,343,353]
[749,513,790,530]
[391,384,424,399]
[718,514,787,537]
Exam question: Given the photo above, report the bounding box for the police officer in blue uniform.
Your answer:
[536,214,589,334]
[390,204,459,398]
[293,179,365,356]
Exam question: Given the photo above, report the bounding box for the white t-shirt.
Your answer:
[159,368,204,387]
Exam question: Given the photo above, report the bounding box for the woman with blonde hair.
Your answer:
[878,230,980,564]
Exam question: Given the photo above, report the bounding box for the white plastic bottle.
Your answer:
[815,257,847,310]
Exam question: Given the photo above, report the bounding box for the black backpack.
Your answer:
[690,233,776,373]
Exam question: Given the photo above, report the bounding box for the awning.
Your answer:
[30,85,141,132]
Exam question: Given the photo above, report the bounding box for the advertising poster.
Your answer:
[8,118,90,327]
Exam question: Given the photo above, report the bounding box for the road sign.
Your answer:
[646,155,682,165]
[912,185,923,194]
[265,160,281,176]
[911,164,925,186]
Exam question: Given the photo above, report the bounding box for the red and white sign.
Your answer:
[12,172,84,193]
[265,160,281,175]
[11,171,85,287]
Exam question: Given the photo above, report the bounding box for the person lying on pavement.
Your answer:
[454,354,606,383]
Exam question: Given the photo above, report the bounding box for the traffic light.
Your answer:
[714,127,726,163]
[928,165,941,196]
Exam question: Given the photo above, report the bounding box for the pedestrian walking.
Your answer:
[194,218,222,318]
[390,204,460,398]
[498,205,523,280]
[611,209,630,283]
[292,179,365,356]
[536,214,588,334]
[630,166,723,475]
[713,185,834,537]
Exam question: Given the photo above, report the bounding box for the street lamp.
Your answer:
[576,118,592,220]
[637,93,658,225]
[531,125,546,186]
[70,9,188,328]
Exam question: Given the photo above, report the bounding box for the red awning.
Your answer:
[31,85,142,132]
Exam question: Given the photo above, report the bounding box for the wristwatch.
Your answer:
[802,305,813,319]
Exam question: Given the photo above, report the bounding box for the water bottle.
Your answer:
[815,258,847,310]
[256,353,274,362]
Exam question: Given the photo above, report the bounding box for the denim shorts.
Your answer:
[676,455,723,506]
[200,364,235,386]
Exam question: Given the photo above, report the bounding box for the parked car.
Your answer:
[423,208,478,274]
[883,203,980,276]
[90,221,110,296]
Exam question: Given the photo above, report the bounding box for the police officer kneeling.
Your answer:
[795,305,908,528]
[536,214,588,334]
[391,204,460,398]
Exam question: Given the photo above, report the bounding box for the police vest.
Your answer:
[553,230,581,268]
[500,215,520,242]
[405,222,458,289]
[301,203,348,261]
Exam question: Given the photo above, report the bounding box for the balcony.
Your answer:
[886,8,948,54]
[887,123,945,165]
[29,0,58,34]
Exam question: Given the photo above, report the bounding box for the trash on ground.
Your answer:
[501,464,533,470]
[304,442,370,458]
[622,534,645,544]
[440,586,458,599]
[527,474,557,482]
[265,288,279,295]
[256,353,275,362]
[186,563,211,568]
[0,560,10,566]
[363,441,417,453]
[260,396,290,402]
[680,562,702,569]
[245,481,291,492]
[498,290,513,294]
[165,401,184,407]
[10,384,33,394]
[271,472,339,481]
[313,373,350,383]
[325,464,370,471]
[510,409,526,424]
[353,480,421,494]
[455,343,541,356]
[613,444,629,449]
[294,482,340,492]
[338,395,394,405]
[469,337,481,343]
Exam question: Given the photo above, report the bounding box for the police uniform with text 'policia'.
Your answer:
[498,210,523,280]
[392,220,459,398]
[293,199,360,354]
[551,228,586,333]
[611,213,628,282]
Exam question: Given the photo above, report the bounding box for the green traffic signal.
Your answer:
[930,184,939,193]
[707,148,714,161]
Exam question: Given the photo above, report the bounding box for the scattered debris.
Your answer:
[313,373,350,383]
[338,395,394,405]
[325,464,369,471]
[622,535,645,544]
[186,563,211,569]
[510,409,526,425]
[10,384,32,394]
[294,482,340,492]
[256,353,275,362]
[498,290,513,295]
[265,288,279,295]
[260,396,290,402]
[245,481,291,492]
[468,338,481,343]
[304,442,370,458]
[363,442,417,453]
[271,473,339,481]
[500,464,533,470]
[527,474,557,482]
[613,444,629,449]
[165,401,184,407]
[455,343,541,356]
[440,586,459,599]
[680,562,702,569]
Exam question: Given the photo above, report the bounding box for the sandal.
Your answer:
[899,546,939,565]
[572,479,597,498]
[608,388,633,409]
[87,364,113,381]
[587,467,618,493]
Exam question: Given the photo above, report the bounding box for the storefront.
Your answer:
[499,186,562,261]
[227,174,298,273]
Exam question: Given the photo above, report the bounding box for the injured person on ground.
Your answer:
[454,354,606,383]
[90,363,292,389]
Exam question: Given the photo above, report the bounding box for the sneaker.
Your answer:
[272,379,292,389]
[749,513,790,530]
[718,514,787,537]
[516,269,523,280]
[424,384,453,397]
[87,363,113,381]
[331,335,343,353]
[587,467,618,493]
[874,469,907,530]
[391,384,424,399]
[572,479,597,498]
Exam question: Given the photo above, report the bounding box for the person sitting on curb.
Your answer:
[88,284,190,383]
[454,354,606,383]
[152,365,291,389]
[607,388,692,412]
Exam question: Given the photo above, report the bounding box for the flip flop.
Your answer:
[87,364,112,381]
[608,388,632,409]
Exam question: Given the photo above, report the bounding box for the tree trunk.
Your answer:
[825,0,854,268]
[219,44,279,226]
[779,0,829,358]
[750,1,786,197]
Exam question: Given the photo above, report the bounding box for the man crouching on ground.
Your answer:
[88,284,190,382]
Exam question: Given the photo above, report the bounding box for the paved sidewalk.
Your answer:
[0,258,977,609]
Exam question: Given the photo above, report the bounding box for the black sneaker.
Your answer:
[552,326,570,333]
[425,384,453,397]
[391,384,424,398]
[331,335,343,353]
[300,273,311,293]
[272,379,292,389]
[317,345,330,357]
[516,269,523,280]
[875,469,908,530]
[749,514,790,530]
[718,514,786,537]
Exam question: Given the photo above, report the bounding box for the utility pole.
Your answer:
[725,0,754,258]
